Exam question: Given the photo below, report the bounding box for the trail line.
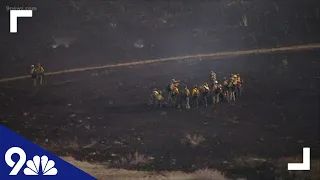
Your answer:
[1,43,320,83]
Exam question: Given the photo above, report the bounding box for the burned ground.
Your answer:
[0,51,319,179]
[1,0,320,78]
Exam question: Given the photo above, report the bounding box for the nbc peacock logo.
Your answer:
[5,147,58,176]
[24,155,58,175]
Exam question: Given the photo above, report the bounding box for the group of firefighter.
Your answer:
[30,63,45,86]
[151,71,243,109]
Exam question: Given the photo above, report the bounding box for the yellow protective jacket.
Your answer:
[37,66,45,74]
[172,86,179,94]
[30,68,36,75]
[232,78,238,85]
[191,88,200,96]
[153,91,163,101]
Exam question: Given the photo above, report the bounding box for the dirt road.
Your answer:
[1,43,320,82]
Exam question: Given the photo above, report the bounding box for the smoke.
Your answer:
[134,39,144,48]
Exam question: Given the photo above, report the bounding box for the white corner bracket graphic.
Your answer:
[10,10,33,33]
[287,147,311,171]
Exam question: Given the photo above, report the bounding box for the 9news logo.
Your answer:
[5,147,58,176]
[0,125,95,179]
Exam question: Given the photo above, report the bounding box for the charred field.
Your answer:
[0,50,319,179]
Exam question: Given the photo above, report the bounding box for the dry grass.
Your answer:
[192,168,228,180]
[62,156,228,180]
[62,155,320,179]
[112,151,152,169]
[181,133,206,147]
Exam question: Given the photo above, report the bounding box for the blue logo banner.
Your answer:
[0,125,97,180]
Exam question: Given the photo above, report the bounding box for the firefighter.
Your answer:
[232,74,238,86]
[37,63,45,85]
[171,82,180,107]
[151,88,157,105]
[212,81,221,105]
[236,73,242,97]
[209,70,217,87]
[200,82,210,106]
[151,88,164,107]
[30,65,37,86]
[222,77,229,101]
[191,85,200,108]
[182,85,191,109]
[218,83,224,101]
[167,79,180,103]
[228,74,237,101]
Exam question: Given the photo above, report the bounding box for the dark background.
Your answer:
[1,0,320,78]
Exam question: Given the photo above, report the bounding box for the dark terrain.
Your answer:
[0,51,319,179]
[1,0,320,179]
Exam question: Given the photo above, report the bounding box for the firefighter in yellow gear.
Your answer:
[37,63,45,85]
[182,86,191,109]
[200,83,210,106]
[30,65,37,86]
[191,85,200,108]
[171,83,180,107]
[236,73,242,97]
[151,88,164,107]
[232,74,238,84]
[170,79,180,90]
[212,81,222,105]
[228,75,236,101]
[236,74,241,82]
[222,77,229,101]
[167,79,180,102]
[172,85,179,95]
